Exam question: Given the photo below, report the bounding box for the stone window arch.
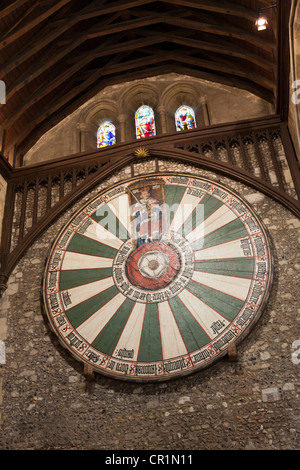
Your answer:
[120,83,159,140]
[160,81,208,133]
[77,98,119,152]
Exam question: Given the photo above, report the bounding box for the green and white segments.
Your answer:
[43,174,273,382]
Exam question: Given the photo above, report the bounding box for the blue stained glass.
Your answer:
[97,122,116,148]
[175,106,196,131]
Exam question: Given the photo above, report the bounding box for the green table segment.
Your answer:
[43,174,273,382]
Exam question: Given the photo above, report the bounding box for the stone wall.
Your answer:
[23,74,273,166]
[0,161,299,450]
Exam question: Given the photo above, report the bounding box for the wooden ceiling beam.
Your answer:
[9,64,174,156]
[160,0,258,22]
[8,48,275,149]
[5,12,123,101]
[4,51,176,130]
[67,35,169,65]
[0,4,275,78]
[121,11,137,41]
[119,44,274,91]
[0,0,72,50]
[54,12,276,55]
[126,4,275,50]
[78,16,163,42]
[10,59,275,158]
[0,20,74,77]
[0,0,31,20]
[162,15,275,51]
[7,14,276,102]
[3,35,174,126]
[50,0,155,24]
[0,0,115,76]
[171,53,275,91]
[0,15,162,78]
[0,12,164,73]
[137,29,276,72]
[170,64,275,103]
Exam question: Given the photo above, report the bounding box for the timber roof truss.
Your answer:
[0,0,290,162]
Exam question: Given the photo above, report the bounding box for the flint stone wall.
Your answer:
[0,161,299,450]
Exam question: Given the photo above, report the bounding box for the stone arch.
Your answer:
[119,82,160,140]
[22,74,274,165]
[78,99,120,151]
[160,81,209,133]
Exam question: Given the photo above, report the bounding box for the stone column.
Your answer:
[199,97,210,126]
[118,114,127,143]
[77,123,86,152]
[157,106,168,134]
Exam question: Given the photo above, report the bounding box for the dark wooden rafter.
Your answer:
[54,0,259,24]
[0,0,31,20]
[0,0,117,76]
[10,68,274,163]
[0,0,40,37]
[2,43,276,132]
[0,0,72,49]
[8,59,277,157]
[160,0,259,22]
[0,2,277,74]
[7,65,173,160]
[139,46,275,89]
[4,24,126,102]
[0,1,286,161]
[127,10,275,51]
[6,16,276,103]
[137,29,276,72]
[49,0,154,25]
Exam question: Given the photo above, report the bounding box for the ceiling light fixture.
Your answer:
[255,15,268,31]
[255,3,277,31]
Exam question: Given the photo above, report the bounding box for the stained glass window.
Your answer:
[175,105,196,132]
[135,105,156,139]
[97,122,116,148]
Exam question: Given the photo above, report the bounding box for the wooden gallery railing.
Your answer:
[0,115,299,295]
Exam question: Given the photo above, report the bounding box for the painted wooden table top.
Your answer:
[43,174,273,382]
